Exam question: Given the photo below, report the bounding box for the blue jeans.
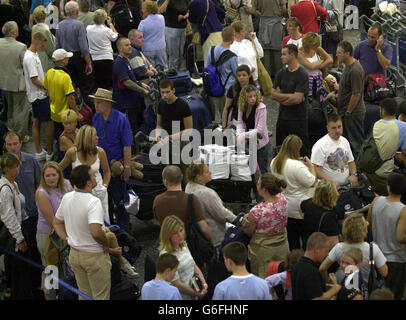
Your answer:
[342,113,365,160]
[143,49,167,70]
[257,142,272,174]
[165,27,186,71]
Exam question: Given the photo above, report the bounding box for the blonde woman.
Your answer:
[243,173,289,278]
[298,179,340,249]
[35,161,72,299]
[159,215,208,300]
[230,21,263,83]
[236,85,270,174]
[32,5,56,73]
[270,135,317,250]
[298,32,333,98]
[185,160,236,248]
[86,8,118,89]
[59,125,111,222]
[319,213,388,290]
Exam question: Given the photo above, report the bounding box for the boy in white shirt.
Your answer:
[311,113,358,189]
[22,31,54,161]
[213,242,271,300]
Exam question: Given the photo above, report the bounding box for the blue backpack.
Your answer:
[202,46,236,97]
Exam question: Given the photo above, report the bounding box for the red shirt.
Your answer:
[290,1,327,34]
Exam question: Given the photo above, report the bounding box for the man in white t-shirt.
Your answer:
[311,113,358,189]
[53,164,112,300]
[22,31,54,162]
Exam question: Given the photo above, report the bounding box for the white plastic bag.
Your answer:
[230,154,252,181]
[125,189,140,215]
[199,144,232,179]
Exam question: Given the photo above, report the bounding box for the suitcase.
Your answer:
[128,180,166,220]
[178,93,212,131]
[206,179,253,203]
[167,70,193,95]
[136,152,166,184]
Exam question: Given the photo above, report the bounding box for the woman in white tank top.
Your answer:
[59,125,111,223]
[297,32,333,99]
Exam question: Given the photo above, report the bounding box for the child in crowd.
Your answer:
[265,249,304,300]
[213,242,271,300]
[141,253,182,300]
[59,109,78,159]
[369,287,394,300]
[336,247,364,300]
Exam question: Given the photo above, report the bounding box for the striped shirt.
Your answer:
[160,245,196,300]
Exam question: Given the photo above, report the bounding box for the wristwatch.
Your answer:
[376,49,382,53]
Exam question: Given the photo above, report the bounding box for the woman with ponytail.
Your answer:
[242,173,290,278]
[270,135,317,251]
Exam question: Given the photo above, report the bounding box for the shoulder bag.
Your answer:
[251,39,273,97]
[192,0,210,45]
[185,194,214,268]
[0,184,17,252]
[367,242,385,294]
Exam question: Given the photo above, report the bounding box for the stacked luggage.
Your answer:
[127,153,166,221]
[199,145,254,204]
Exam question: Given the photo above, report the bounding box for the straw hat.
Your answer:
[89,88,115,103]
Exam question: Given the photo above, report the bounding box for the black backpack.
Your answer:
[357,130,393,174]
[108,225,142,265]
[185,194,214,268]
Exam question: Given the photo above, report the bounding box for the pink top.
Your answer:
[36,180,72,233]
[250,193,288,235]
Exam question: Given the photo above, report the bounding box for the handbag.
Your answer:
[44,229,60,266]
[185,194,214,268]
[324,12,342,43]
[73,85,94,125]
[367,242,385,294]
[78,102,94,126]
[192,0,210,45]
[251,40,273,96]
[0,184,17,253]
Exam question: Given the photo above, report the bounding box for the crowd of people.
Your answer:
[0,0,406,301]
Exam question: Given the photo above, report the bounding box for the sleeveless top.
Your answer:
[372,196,406,263]
[72,147,102,187]
[37,180,72,233]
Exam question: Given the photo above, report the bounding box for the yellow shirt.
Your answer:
[43,67,75,122]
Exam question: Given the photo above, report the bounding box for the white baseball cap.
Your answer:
[52,49,73,61]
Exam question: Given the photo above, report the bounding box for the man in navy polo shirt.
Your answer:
[353,23,393,77]
[91,88,132,232]
[291,232,342,300]
[113,36,150,134]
